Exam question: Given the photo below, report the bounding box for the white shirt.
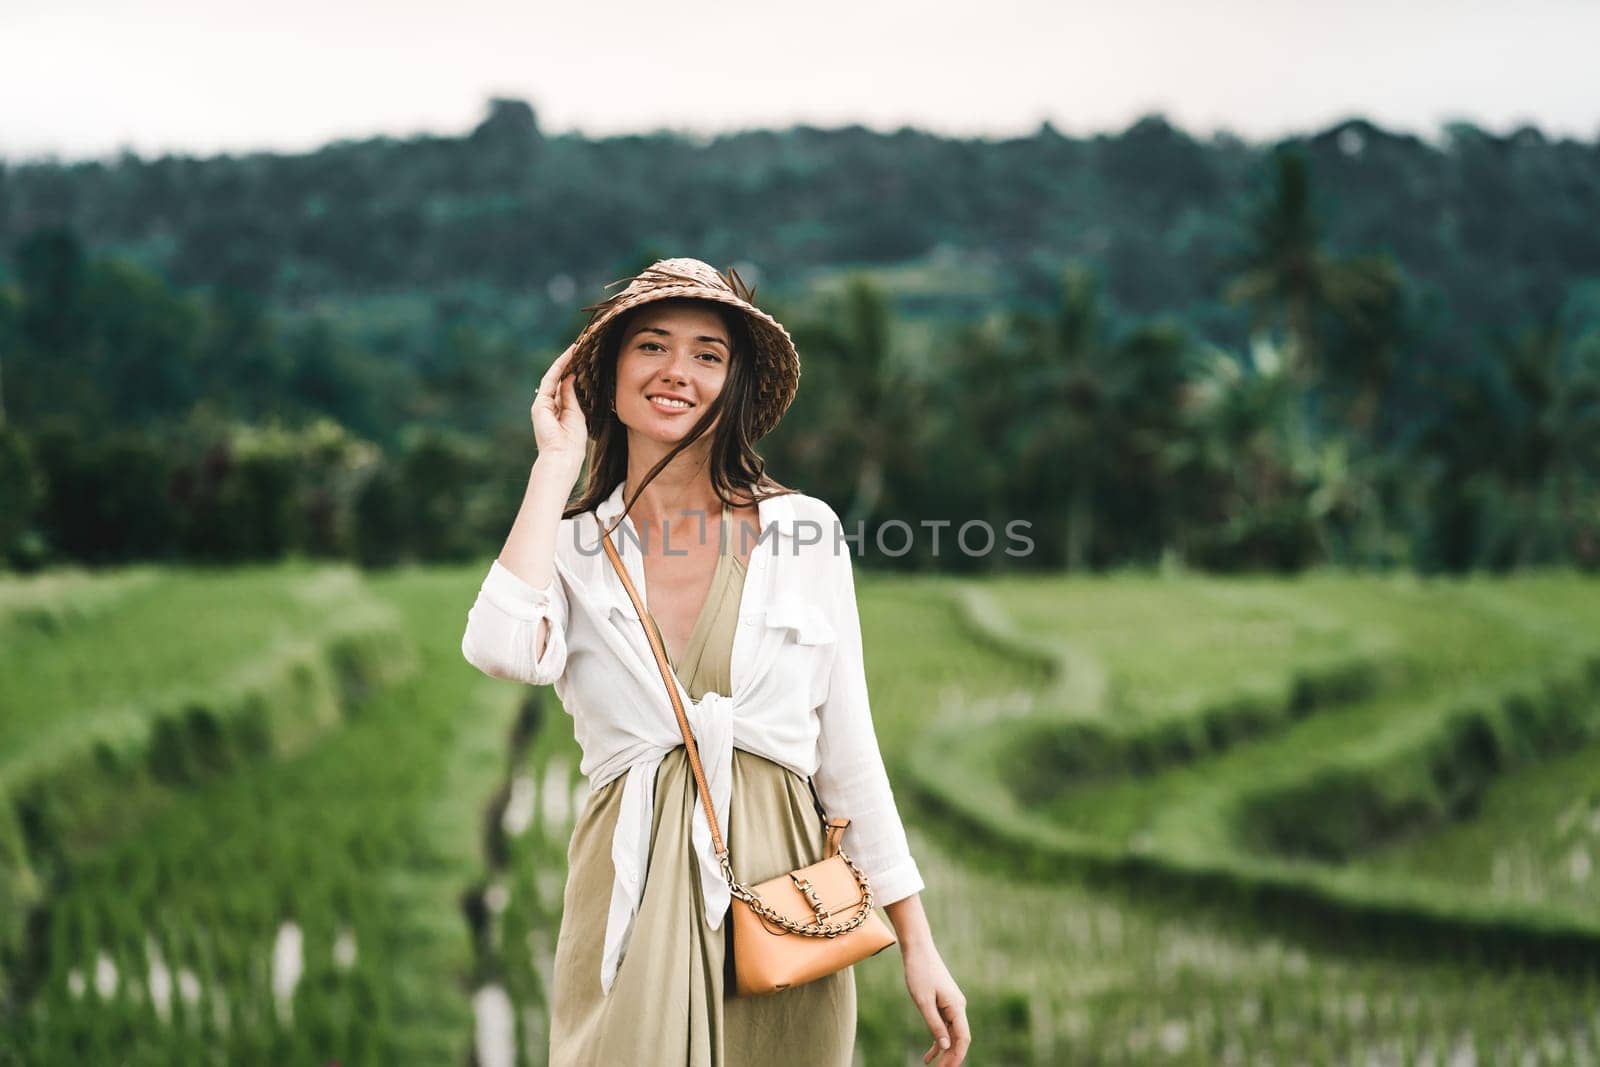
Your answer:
[459,480,925,995]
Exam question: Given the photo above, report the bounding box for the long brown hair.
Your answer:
[562,296,798,534]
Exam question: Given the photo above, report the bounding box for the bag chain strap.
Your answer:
[594,513,877,939]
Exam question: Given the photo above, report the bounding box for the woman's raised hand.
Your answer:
[532,343,589,467]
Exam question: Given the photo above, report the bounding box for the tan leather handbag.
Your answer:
[596,515,897,997]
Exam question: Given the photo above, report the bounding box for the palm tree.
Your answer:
[1488,310,1600,567]
[1224,150,1415,566]
[1013,263,1124,570]
[1223,148,1329,389]
[795,276,921,534]
[1032,265,1103,569]
[1222,146,1394,469]
[1173,343,1312,570]
[836,279,895,529]
[1319,252,1409,438]
[1313,252,1412,566]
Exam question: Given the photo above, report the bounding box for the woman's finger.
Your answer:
[538,343,576,396]
[554,341,577,374]
[559,374,585,433]
[945,999,972,1064]
[914,995,951,1060]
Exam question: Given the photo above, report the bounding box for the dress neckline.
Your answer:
[648,500,740,670]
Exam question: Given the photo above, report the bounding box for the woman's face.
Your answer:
[613,302,732,443]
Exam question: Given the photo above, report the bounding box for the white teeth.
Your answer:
[649,396,692,408]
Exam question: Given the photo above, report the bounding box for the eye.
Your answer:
[640,341,722,362]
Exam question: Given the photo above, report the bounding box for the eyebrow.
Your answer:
[632,325,728,349]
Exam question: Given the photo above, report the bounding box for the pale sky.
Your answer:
[2,0,1596,161]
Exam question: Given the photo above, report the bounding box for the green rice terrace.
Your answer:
[3,563,1599,1064]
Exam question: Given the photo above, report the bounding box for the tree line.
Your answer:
[4,98,1598,397]
[1,132,1597,574]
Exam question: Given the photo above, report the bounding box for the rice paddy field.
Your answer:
[3,562,1600,1065]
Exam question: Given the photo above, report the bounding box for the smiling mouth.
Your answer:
[646,395,696,412]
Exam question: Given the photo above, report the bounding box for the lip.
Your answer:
[646,393,697,414]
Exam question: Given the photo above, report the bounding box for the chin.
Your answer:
[639,426,690,446]
[623,414,690,442]
[626,412,715,445]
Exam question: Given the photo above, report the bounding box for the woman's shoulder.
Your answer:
[755,490,839,549]
[775,490,840,526]
[767,492,854,575]
[759,487,847,528]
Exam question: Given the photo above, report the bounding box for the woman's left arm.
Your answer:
[887,894,971,1067]
[807,530,970,1066]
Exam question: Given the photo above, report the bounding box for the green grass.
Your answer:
[1360,737,1600,916]
[857,824,1600,1064]
[0,566,160,629]
[1033,573,1600,862]
[985,569,1388,725]
[485,568,1600,1063]
[904,568,1600,971]
[9,563,1600,1065]
[0,562,406,784]
[951,570,1594,849]
[2,564,519,1064]
[0,561,420,1007]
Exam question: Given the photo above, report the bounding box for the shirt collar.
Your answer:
[591,479,800,547]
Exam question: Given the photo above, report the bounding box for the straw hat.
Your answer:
[564,257,801,441]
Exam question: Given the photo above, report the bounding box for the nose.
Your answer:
[659,350,691,384]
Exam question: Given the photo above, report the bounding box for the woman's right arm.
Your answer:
[461,454,583,684]
[461,345,588,686]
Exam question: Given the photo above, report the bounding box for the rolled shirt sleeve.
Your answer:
[807,540,926,907]
[461,558,569,686]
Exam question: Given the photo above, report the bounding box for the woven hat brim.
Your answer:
[566,283,800,441]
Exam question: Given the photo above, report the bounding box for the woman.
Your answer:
[460,258,970,1065]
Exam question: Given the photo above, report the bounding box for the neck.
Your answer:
[622,454,723,535]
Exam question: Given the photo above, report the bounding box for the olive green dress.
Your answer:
[548,503,856,1066]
